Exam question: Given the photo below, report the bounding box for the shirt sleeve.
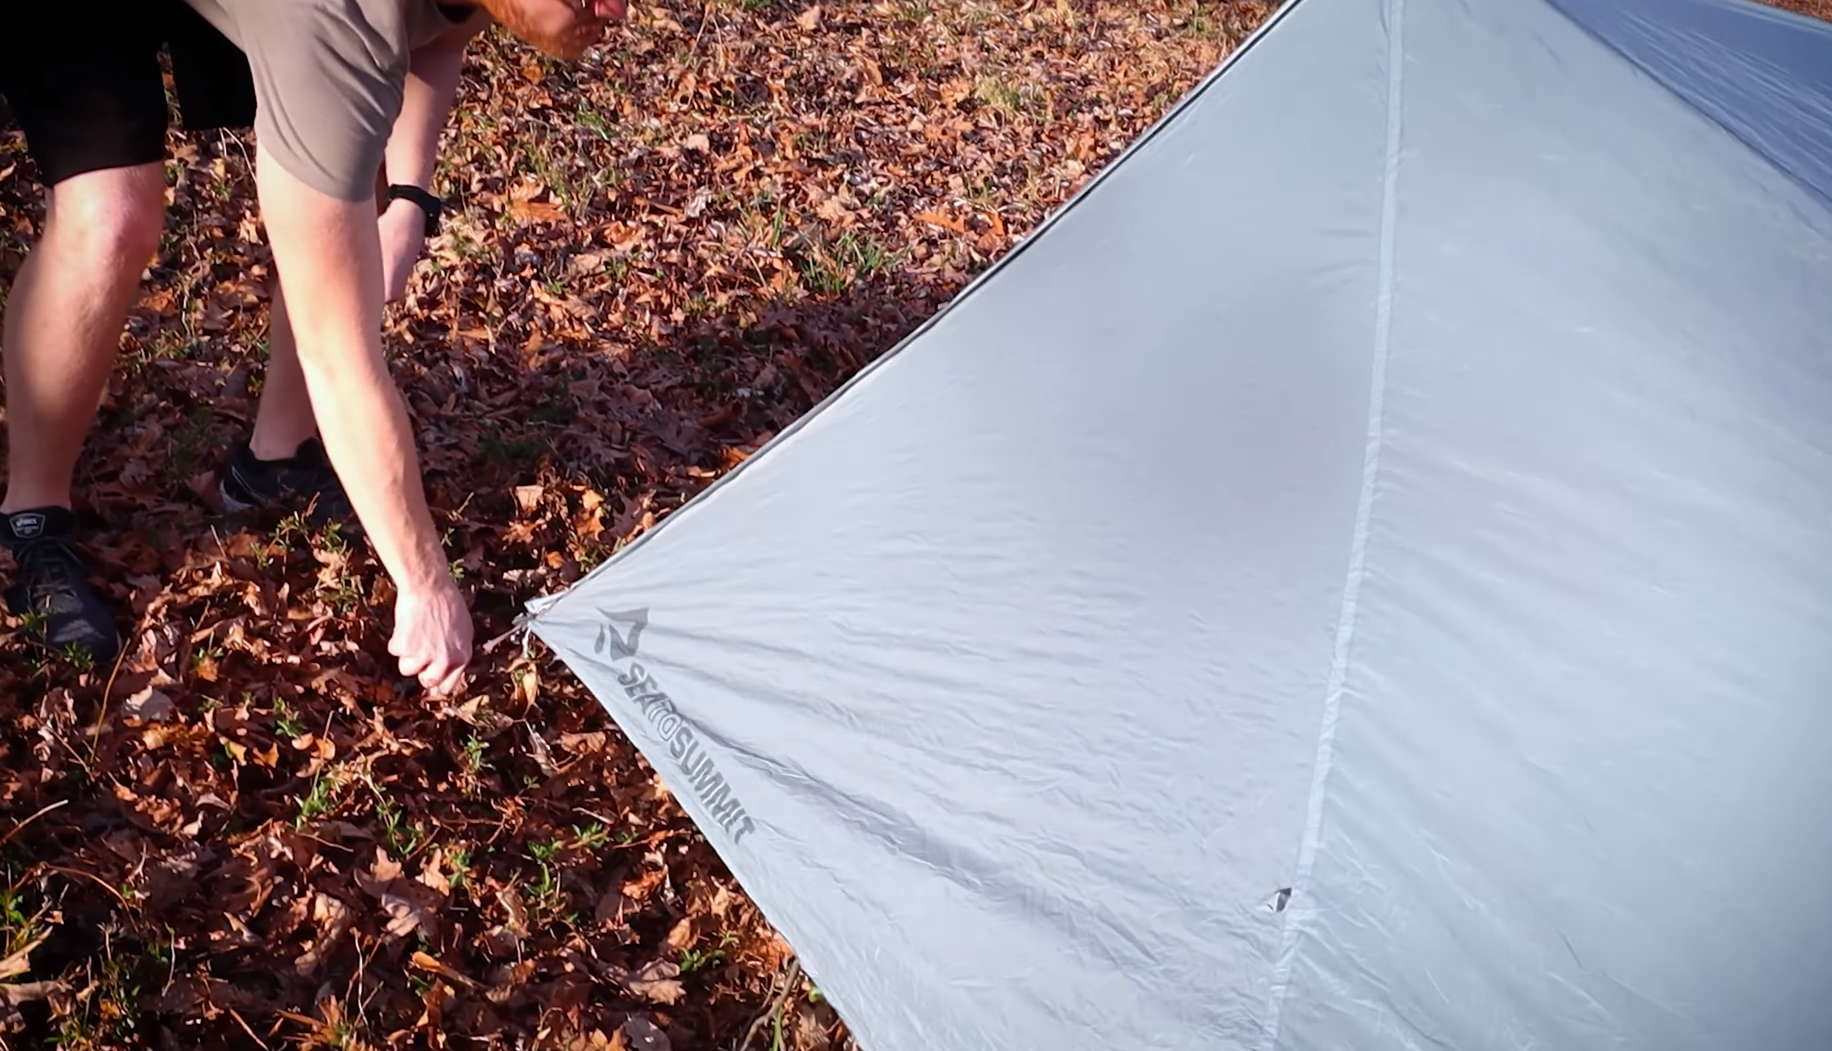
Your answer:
[238,0,409,202]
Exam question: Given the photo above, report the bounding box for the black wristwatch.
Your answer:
[386,184,444,237]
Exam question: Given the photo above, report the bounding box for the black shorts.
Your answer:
[0,0,256,187]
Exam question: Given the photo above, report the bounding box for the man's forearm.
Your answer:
[386,18,490,190]
[255,143,451,595]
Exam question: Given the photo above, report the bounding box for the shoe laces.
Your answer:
[12,533,87,607]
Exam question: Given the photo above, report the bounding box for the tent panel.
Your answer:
[1551,0,1832,206]
[532,0,1394,1046]
[1271,2,1832,1049]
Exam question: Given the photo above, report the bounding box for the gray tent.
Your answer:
[526,0,1832,1046]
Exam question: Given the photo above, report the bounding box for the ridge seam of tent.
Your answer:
[521,0,1314,623]
[1261,0,1406,1043]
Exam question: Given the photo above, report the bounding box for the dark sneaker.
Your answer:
[217,438,361,535]
[1,507,123,667]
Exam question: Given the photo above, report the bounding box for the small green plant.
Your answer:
[680,930,741,974]
[146,927,174,967]
[60,642,97,673]
[294,767,344,827]
[319,520,348,555]
[273,511,311,550]
[271,696,301,740]
[192,644,225,676]
[446,846,472,891]
[575,107,614,140]
[376,793,429,860]
[571,822,611,851]
[408,968,437,998]
[461,732,487,774]
[0,878,49,965]
[52,931,141,1048]
[17,607,48,637]
[320,576,364,616]
[800,228,894,295]
[523,836,570,923]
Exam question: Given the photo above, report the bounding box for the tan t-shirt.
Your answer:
[181,0,472,201]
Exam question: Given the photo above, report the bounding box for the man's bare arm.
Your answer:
[374,15,493,301]
[255,141,472,692]
[387,14,493,191]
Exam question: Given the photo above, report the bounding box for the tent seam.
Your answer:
[1260,0,1405,1044]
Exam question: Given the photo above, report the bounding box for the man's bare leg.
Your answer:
[2,163,165,513]
[247,279,319,460]
[216,271,361,532]
[0,161,164,664]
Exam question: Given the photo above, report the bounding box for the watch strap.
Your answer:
[386,184,444,236]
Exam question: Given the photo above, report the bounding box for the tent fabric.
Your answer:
[526,0,1832,1048]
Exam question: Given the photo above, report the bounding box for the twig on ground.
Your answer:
[0,798,68,851]
[735,958,801,1051]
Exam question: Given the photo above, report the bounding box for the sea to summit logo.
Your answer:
[595,607,646,660]
[594,608,758,845]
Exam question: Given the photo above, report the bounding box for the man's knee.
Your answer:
[44,164,166,274]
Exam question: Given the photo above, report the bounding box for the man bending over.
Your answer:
[0,0,627,694]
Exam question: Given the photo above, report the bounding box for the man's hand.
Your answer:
[379,199,428,303]
[391,579,473,694]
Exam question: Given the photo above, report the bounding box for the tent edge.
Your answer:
[521,0,1317,626]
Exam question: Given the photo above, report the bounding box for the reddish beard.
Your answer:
[474,0,598,59]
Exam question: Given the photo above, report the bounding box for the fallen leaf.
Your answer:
[0,979,70,1008]
[0,933,46,980]
[618,959,686,1005]
[410,950,481,991]
[378,890,434,940]
[915,209,968,234]
[509,198,568,224]
[122,687,175,722]
[620,1016,672,1051]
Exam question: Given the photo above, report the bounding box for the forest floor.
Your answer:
[1,0,1823,1048]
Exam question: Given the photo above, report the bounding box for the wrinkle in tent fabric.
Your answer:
[527,0,1832,1048]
